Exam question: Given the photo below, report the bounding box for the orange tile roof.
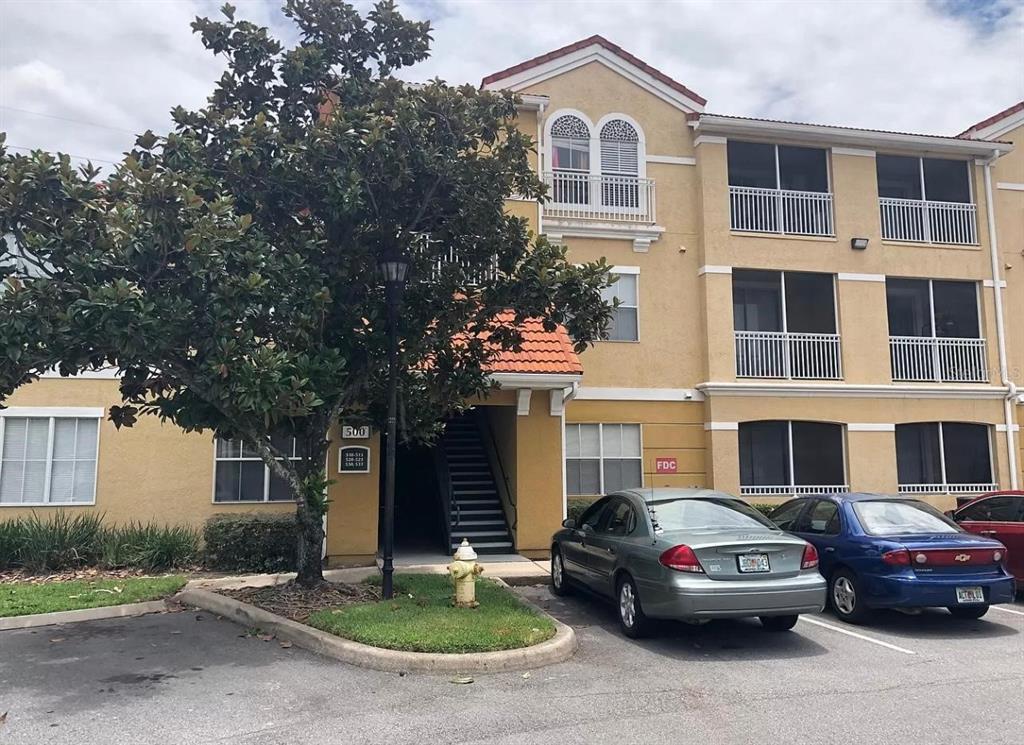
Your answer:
[481,311,583,376]
[482,34,707,107]
[958,100,1024,138]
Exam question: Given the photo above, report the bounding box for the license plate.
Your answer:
[738,554,770,573]
[956,586,984,604]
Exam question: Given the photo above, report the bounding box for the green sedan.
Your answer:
[551,488,827,637]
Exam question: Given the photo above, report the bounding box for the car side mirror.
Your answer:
[562,518,577,529]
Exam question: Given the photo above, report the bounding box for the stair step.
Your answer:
[451,510,503,517]
[451,541,513,550]
[450,479,494,485]
[451,520,507,528]
[451,530,510,538]
[451,499,501,506]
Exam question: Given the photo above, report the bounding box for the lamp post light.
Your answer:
[378,251,410,600]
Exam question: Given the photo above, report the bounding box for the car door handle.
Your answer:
[605,546,616,555]
[979,530,997,535]
[824,547,836,553]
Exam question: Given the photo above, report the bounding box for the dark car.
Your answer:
[950,491,1024,590]
[769,493,1015,624]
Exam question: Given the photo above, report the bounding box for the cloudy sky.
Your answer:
[1,0,1021,170]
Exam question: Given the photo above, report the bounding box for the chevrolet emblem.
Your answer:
[954,553,971,562]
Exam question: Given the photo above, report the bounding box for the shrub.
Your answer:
[203,513,297,573]
[752,503,778,518]
[0,512,199,573]
[567,498,597,523]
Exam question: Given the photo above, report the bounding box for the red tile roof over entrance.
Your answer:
[482,312,583,376]
[481,34,707,107]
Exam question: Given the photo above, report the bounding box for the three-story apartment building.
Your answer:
[2,36,1021,564]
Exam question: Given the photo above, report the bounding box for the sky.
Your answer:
[0,0,1021,171]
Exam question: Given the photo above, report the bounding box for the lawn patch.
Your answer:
[0,575,186,617]
[306,574,556,653]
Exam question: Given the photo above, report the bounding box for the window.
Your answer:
[739,421,846,496]
[769,500,807,531]
[876,155,976,244]
[600,499,636,536]
[551,114,590,172]
[896,422,993,493]
[565,423,642,496]
[214,432,302,502]
[956,496,1022,523]
[877,155,971,204]
[0,416,99,505]
[601,271,638,341]
[649,497,776,532]
[853,499,960,537]
[802,499,840,535]
[600,119,640,209]
[578,497,610,531]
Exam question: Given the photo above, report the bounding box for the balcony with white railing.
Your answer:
[879,198,978,245]
[740,484,849,497]
[735,331,843,380]
[898,482,997,496]
[889,336,988,383]
[542,172,656,224]
[729,186,835,238]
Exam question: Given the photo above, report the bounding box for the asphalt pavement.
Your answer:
[0,588,1021,744]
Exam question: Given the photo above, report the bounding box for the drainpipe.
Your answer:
[982,151,1019,489]
[560,381,579,520]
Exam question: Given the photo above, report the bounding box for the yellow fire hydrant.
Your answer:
[449,539,484,608]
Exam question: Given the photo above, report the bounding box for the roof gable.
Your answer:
[482,35,706,114]
[959,100,1024,141]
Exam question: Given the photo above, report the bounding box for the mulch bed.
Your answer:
[0,567,156,585]
[218,581,380,622]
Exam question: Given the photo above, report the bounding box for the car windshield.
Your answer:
[648,498,778,532]
[853,500,962,537]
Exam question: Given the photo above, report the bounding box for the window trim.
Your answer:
[601,266,640,343]
[564,422,645,497]
[895,421,994,494]
[210,436,304,504]
[0,410,102,507]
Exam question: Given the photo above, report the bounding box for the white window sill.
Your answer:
[0,501,96,507]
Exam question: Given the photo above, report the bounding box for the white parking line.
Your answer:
[799,616,916,655]
[989,605,1024,617]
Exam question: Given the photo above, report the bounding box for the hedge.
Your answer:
[203,513,297,573]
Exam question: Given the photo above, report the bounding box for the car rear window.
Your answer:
[648,498,778,532]
[853,500,962,537]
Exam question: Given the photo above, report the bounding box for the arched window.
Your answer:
[599,119,640,208]
[550,114,591,204]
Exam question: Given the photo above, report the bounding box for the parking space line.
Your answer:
[989,605,1024,617]
[799,616,916,655]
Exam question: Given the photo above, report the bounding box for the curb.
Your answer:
[178,585,576,674]
[0,599,170,631]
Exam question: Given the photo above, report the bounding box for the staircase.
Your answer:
[440,415,514,555]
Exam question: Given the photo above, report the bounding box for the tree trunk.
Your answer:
[294,496,325,587]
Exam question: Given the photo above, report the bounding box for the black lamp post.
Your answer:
[378,251,409,600]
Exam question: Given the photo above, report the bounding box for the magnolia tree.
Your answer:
[0,0,611,585]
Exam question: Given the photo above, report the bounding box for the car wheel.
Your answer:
[617,574,652,639]
[759,614,799,632]
[829,569,871,624]
[550,548,571,597]
[947,605,989,620]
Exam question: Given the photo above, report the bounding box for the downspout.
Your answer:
[560,381,579,520]
[982,151,1019,489]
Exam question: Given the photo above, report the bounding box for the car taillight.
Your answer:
[659,545,704,573]
[882,549,911,566]
[801,543,819,570]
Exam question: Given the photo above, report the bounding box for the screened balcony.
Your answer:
[886,278,987,383]
[877,155,977,245]
[739,421,848,497]
[896,422,996,495]
[728,141,834,237]
[733,270,842,380]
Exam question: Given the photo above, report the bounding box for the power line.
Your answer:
[5,144,119,166]
[0,105,141,137]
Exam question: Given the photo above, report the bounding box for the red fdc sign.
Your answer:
[655,457,677,474]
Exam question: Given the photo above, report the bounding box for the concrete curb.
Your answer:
[178,585,576,674]
[0,599,170,631]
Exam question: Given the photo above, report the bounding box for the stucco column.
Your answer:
[325,429,381,563]
[836,278,891,384]
[514,392,564,556]
[845,429,898,494]
[702,271,736,381]
[705,424,740,496]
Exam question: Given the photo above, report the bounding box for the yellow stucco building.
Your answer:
[2,37,1022,566]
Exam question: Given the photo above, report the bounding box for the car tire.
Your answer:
[759,614,799,632]
[829,568,871,625]
[947,605,989,620]
[550,548,572,597]
[616,574,652,639]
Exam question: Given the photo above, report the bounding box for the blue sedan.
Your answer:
[769,493,1015,624]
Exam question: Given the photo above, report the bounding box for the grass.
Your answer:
[0,575,187,618]
[307,574,556,653]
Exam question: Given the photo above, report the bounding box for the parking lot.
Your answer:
[0,588,1021,745]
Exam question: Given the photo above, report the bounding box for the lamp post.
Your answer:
[378,251,409,600]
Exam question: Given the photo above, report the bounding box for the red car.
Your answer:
[951,491,1024,591]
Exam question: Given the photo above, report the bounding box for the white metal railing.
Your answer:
[735,331,842,380]
[543,172,656,224]
[899,483,997,495]
[741,484,849,497]
[879,198,977,245]
[729,186,835,237]
[889,336,987,383]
